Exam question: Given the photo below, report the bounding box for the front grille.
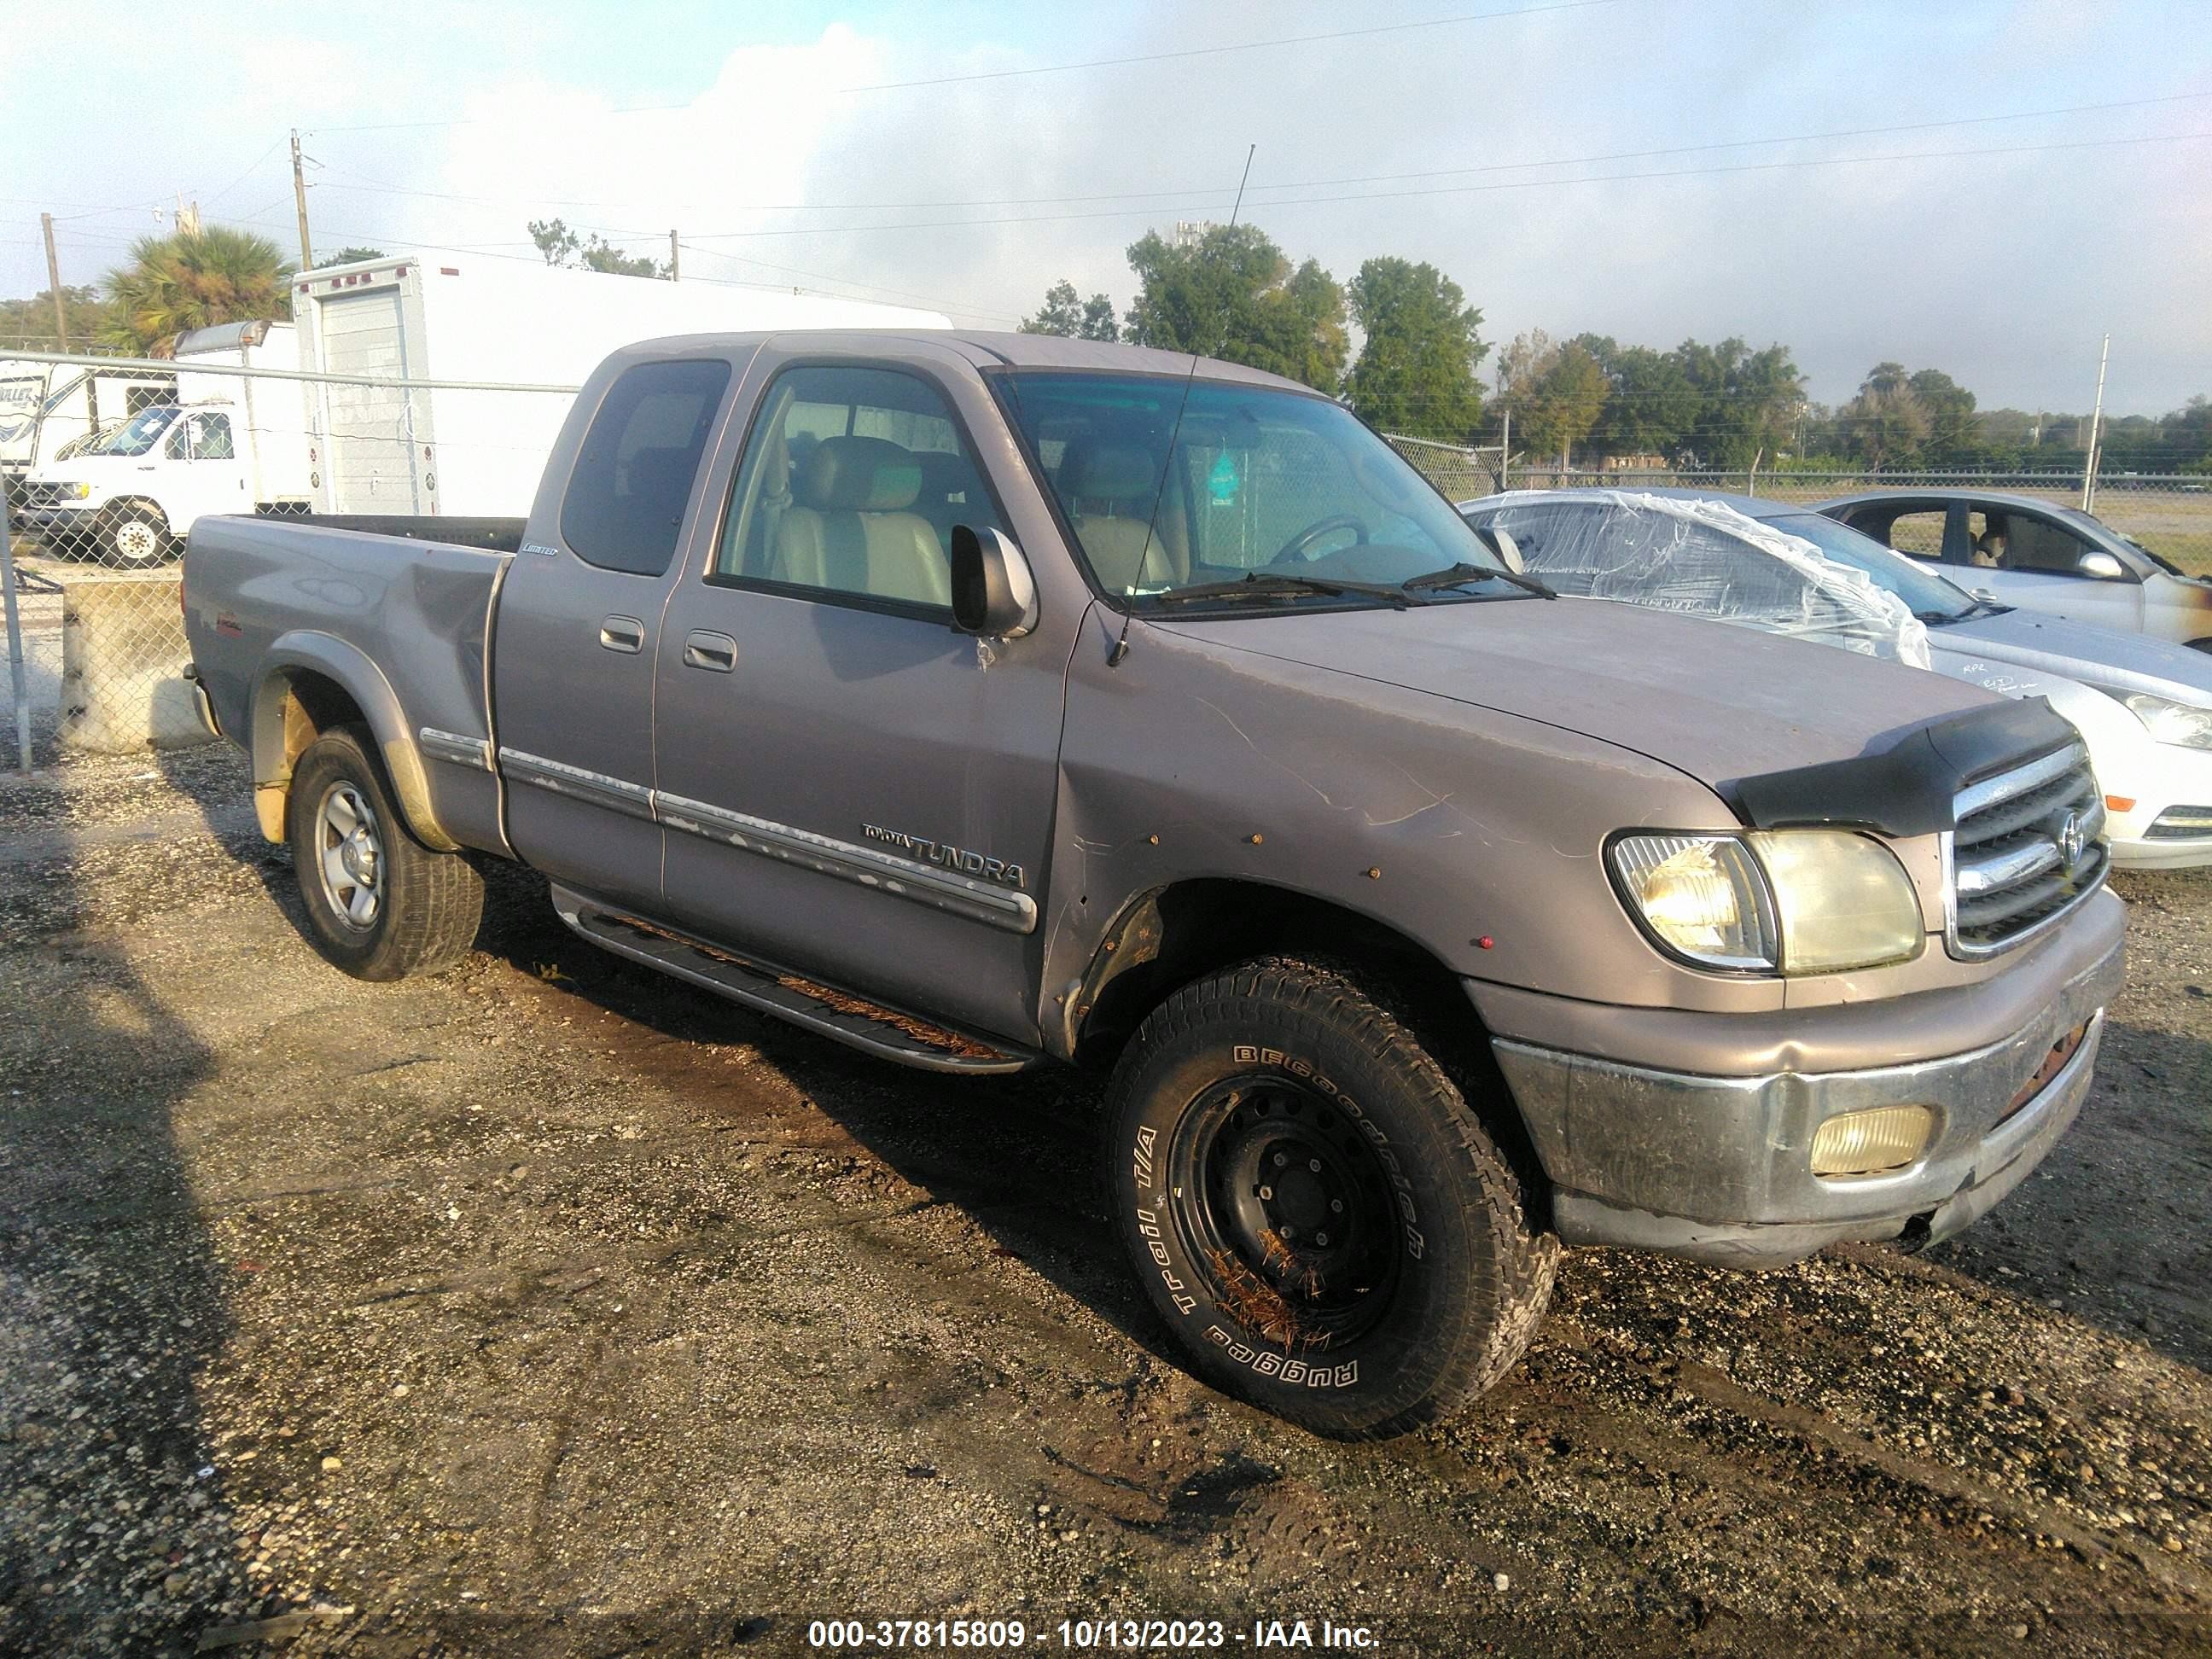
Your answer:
[18,480,73,509]
[1948,742,2106,956]
[2146,805,2212,841]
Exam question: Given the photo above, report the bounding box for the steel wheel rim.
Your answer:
[314,781,383,930]
[1166,1073,1405,1352]
[113,519,160,564]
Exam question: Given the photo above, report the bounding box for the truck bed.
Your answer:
[184,512,516,856]
[247,510,526,552]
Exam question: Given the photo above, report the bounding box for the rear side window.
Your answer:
[561,358,731,576]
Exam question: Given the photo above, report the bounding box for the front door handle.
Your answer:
[683,630,737,672]
[599,615,645,654]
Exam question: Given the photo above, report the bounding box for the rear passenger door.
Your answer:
[651,354,1069,1045]
[493,353,735,912]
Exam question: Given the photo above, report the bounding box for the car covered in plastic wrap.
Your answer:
[1458,488,2212,869]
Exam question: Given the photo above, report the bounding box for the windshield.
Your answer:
[100,405,179,457]
[1764,512,1980,622]
[994,370,1509,608]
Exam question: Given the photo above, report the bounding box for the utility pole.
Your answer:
[39,213,68,351]
[291,129,314,271]
[2081,333,2109,512]
[668,230,680,281]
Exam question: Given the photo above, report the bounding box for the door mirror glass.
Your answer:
[950,524,1038,638]
[2077,549,2127,580]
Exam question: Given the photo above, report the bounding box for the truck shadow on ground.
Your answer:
[0,775,252,1655]
[462,859,1190,1378]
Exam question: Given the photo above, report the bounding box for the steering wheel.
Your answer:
[1268,514,1369,566]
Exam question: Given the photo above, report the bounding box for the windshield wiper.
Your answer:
[1401,562,1557,600]
[1146,572,1412,608]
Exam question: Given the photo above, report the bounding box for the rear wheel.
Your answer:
[285,725,483,981]
[1105,956,1557,1440]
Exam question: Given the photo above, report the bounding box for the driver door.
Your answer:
[1969,503,2144,632]
[165,410,242,528]
[651,352,1072,1044]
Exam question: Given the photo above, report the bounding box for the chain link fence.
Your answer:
[2,350,575,771]
[6,370,2211,771]
[1384,439,2212,579]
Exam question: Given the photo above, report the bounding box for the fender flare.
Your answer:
[248,632,457,851]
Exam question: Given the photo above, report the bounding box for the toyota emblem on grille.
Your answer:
[2055,809,2087,875]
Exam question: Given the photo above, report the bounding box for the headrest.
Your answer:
[797,435,923,512]
[1059,438,1160,504]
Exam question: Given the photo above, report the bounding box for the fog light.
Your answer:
[1809,1105,1933,1178]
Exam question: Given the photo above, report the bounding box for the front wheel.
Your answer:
[285,725,484,981]
[102,503,173,568]
[1105,957,1557,1440]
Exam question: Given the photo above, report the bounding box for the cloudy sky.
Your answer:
[5,0,2208,413]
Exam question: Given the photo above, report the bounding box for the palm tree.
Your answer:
[102,226,294,352]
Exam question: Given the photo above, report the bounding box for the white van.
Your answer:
[16,322,311,564]
[3,358,178,521]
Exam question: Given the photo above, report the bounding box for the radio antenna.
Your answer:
[1109,143,1256,668]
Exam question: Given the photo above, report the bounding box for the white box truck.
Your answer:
[289,253,952,515]
[15,321,311,565]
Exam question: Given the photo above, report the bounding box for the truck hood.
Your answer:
[1155,594,1998,790]
[1929,607,2212,707]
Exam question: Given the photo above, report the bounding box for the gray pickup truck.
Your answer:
[183,331,2124,1440]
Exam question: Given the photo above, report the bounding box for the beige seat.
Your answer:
[770,435,949,606]
[1060,439,1186,592]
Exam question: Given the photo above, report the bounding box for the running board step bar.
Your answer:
[550,886,1036,1075]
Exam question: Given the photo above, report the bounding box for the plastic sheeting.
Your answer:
[1482,491,1932,670]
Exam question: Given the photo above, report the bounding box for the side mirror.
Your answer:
[950,525,1038,638]
[2077,550,2127,580]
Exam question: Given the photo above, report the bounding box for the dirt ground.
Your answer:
[1,742,2208,1658]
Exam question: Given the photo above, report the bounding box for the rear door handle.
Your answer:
[683,630,737,672]
[599,615,645,654]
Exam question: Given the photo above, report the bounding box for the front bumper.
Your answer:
[1484,917,2126,1269]
[15,502,97,533]
[2104,741,2212,869]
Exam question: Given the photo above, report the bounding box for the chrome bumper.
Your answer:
[1490,936,2124,1268]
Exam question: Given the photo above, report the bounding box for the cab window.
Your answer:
[712,364,1007,613]
[1871,508,1949,559]
[560,358,732,577]
[177,412,234,461]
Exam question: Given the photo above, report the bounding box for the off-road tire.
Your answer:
[286,725,483,982]
[102,502,173,568]
[1105,956,1557,1440]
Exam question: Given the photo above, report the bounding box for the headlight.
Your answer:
[2120,691,2212,752]
[1747,830,1924,973]
[1610,830,1922,975]
[1610,835,1777,970]
[62,480,91,500]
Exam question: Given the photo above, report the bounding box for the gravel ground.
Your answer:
[1,743,2207,1658]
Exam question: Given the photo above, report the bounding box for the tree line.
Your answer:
[1022,221,2212,474]
[4,217,2204,473]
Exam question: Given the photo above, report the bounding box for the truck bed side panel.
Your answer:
[183,514,511,853]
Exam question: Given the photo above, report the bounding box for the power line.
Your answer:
[297,90,2212,219]
[669,128,2212,241]
[835,0,1627,92]
[201,137,289,209]
[305,0,1627,132]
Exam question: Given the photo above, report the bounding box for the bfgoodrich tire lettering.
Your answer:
[285,725,484,982]
[1105,956,1557,1440]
